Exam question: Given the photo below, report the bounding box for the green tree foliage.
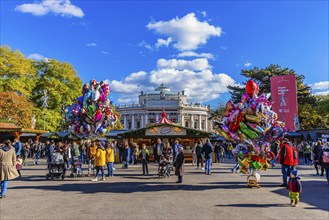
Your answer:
[0,45,83,131]
[0,46,37,97]
[0,92,36,128]
[32,59,83,131]
[315,94,329,127]
[227,64,324,129]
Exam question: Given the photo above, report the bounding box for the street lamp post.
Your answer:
[41,89,49,130]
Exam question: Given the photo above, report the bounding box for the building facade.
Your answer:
[115,84,212,132]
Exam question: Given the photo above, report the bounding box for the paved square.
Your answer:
[0,159,328,219]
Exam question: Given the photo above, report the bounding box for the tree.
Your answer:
[227,64,315,105]
[315,94,329,128]
[32,59,83,131]
[0,45,37,97]
[227,64,321,129]
[0,92,36,128]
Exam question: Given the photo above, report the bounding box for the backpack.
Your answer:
[322,151,329,163]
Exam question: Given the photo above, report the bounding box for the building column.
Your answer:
[191,115,194,128]
[199,115,202,130]
[124,115,127,130]
[131,114,135,129]
[141,114,144,128]
[181,114,185,127]
[177,113,181,123]
[156,113,159,122]
[145,114,148,125]
[205,116,208,131]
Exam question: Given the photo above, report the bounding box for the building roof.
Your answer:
[119,123,211,138]
[144,83,180,95]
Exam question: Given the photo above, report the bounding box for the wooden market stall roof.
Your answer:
[0,122,49,140]
[119,123,211,139]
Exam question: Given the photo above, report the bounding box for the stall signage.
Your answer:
[146,126,186,136]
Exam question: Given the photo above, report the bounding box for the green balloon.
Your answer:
[239,122,258,139]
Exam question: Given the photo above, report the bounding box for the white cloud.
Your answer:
[177,51,214,59]
[157,58,211,71]
[201,11,207,17]
[110,58,236,103]
[139,41,153,51]
[28,53,49,62]
[86,42,97,47]
[311,81,329,90]
[101,51,109,55]
[244,61,252,67]
[156,37,172,48]
[15,0,84,18]
[146,12,222,51]
[314,90,329,96]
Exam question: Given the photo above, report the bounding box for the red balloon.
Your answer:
[246,80,259,97]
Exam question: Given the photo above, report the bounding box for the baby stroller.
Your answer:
[70,157,84,178]
[46,154,66,180]
[158,157,173,178]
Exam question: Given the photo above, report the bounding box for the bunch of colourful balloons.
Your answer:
[214,80,285,173]
[64,79,119,137]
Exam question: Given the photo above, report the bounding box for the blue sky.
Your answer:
[1,0,328,107]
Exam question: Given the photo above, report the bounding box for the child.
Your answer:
[287,170,302,207]
[16,156,23,177]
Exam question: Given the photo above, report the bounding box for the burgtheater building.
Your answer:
[115,84,212,132]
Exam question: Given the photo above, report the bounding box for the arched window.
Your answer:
[136,121,141,129]
[185,121,189,128]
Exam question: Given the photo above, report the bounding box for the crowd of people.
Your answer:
[0,136,329,201]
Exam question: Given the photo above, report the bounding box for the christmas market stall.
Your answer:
[117,111,211,162]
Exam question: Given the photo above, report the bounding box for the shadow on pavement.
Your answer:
[215,203,290,208]
[271,179,329,212]
[10,179,246,193]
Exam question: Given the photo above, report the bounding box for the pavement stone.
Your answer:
[0,159,328,220]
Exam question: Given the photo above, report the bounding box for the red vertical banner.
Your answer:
[270,75,299,131]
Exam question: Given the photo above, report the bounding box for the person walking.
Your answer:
[139,144,150,175]
[80,142,87,164]
[16,155,23,177]
[319,143,329,187]
[227,142,233,159]
[214,142,220,163]
[154,138,165,164]
[92,141,106,181]
[21,143,29,166]
[278,139,298,187]
[164,142,173,162]
[174,147,185,183]
[195,141,204,170]
[172,139,182,162]
[0,140,19,199]
[303,141,312,165]
[87,141,97,177]
[13,138,22,157]
[313,141,324,176]
[202,139,213,175]
[105,142,115,177]
[33,142,41,165]
[123,141,131,169]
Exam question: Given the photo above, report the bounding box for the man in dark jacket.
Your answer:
[313,141,324,176]
[154,138,165,164]
[202,139,213,175]
[174,147,185,183]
